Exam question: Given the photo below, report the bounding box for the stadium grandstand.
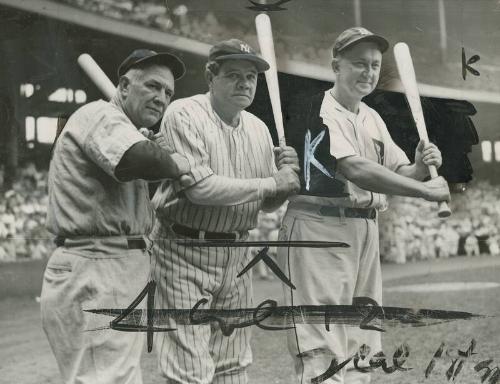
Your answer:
[0,0,498,266]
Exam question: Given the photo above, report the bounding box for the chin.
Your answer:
[141,117,160,128]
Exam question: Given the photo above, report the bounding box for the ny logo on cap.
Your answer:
[240,43,252,53]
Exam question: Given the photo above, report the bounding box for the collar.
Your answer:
[321,88,367,123]
[206,92,243,130]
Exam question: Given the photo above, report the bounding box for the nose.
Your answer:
[153,92,167,108]
[237,78,251,90]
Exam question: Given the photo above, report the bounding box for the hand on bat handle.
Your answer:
[274,145,300,173]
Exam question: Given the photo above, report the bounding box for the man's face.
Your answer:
[209,59,258,112]
[334,42,382,98]
[120,64,175,128]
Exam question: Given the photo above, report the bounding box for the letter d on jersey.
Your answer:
[304,129,334,191]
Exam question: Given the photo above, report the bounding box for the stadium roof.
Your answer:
[1,0,500,104]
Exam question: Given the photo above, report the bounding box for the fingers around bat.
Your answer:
[179,174,192,188]
[416,139,426,152]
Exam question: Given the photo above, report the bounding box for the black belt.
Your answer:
[54,237,146,249]
[319,206,377,220]
[171,224,240,241]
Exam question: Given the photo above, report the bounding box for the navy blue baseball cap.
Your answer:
[209,39,270,73]
[117,49,186,80]
[332,27,389,57]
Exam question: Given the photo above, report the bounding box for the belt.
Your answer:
[319,206,377,220]
[54,237,146,249]
[171,224,241,241]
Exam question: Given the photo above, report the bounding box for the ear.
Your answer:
[205,69,214,87]
[331,59,340,74]
[118,75,131,98]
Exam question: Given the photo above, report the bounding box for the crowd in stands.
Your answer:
[55,0,500,93]
[0,164,53,262]
[55,0,333,64]
[379,180,500,264]
[1,161,499,266]
[250,180,500,279]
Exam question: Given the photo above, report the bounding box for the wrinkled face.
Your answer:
[333,42,382,98]
[209,59,258,112]
[119,64,175,128]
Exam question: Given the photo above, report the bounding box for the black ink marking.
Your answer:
[311,355,352,384]
[109,280,175,353]
[174,239,349,248]
[462,47,480,80]
[315,343,412,382]
[425,340,477,381]
[474,360,500,384]
[87,296,484,333]
[353,296,386,332]
[237,247,296,289]
[246,0,291,12]
[253,299,295,331]
[426,342,446,378]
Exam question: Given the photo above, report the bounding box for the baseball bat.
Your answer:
[255,13,286,146]
[77,53,116,100]
[393,42,451,218]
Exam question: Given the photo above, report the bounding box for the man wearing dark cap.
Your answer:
[150,39,300,384]
[276,28,450,383]
[40,49,190,384]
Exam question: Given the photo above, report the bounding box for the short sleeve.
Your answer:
[372,111,411,171]
[161,105,214,192]
[83,105,147,181]
[323,116,358,160]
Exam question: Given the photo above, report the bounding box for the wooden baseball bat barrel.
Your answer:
[77,53,116,100]
[393,42,451,218]
[255,13,286,146]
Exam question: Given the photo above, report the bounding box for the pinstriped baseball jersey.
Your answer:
[153,92,275,232]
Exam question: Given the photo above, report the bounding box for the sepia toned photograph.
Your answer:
[0,1,499,383]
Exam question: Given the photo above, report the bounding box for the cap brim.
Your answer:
[214,54,270,73]
[340,35,389,54]
[120,52,186,80]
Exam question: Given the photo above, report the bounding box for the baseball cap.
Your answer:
[117,49,186,80]
[209,39,270,73]
[332,27,389,57]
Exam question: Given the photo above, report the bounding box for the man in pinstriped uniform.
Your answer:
[150,39,300,384]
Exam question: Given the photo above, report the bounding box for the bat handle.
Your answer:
[428,165,451,218]
[278,136,286,148]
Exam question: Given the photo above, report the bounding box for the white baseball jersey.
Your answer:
[291,89,410,210]
[278,88,409,383]
[153,92,275,232]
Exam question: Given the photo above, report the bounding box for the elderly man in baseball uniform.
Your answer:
[276,28,451,384]
[40,49,190,384]
[150,39,300,384]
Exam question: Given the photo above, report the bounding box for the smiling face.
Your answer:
[119,64,175,128]
[332,41,382,100]
[208,59,258,114]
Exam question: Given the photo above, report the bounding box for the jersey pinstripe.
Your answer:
[153,92,275,232]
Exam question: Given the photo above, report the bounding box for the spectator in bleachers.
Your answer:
[0,163,53,262]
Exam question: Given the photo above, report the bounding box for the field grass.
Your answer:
[0,260,498,384]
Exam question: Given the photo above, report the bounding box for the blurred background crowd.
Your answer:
[0,164,53,262]
[4,164,498,266]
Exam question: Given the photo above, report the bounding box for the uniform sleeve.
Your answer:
[161,105,214,193]
[322,116,358,160]
[373,111,411,172]
[82,105,147,181]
